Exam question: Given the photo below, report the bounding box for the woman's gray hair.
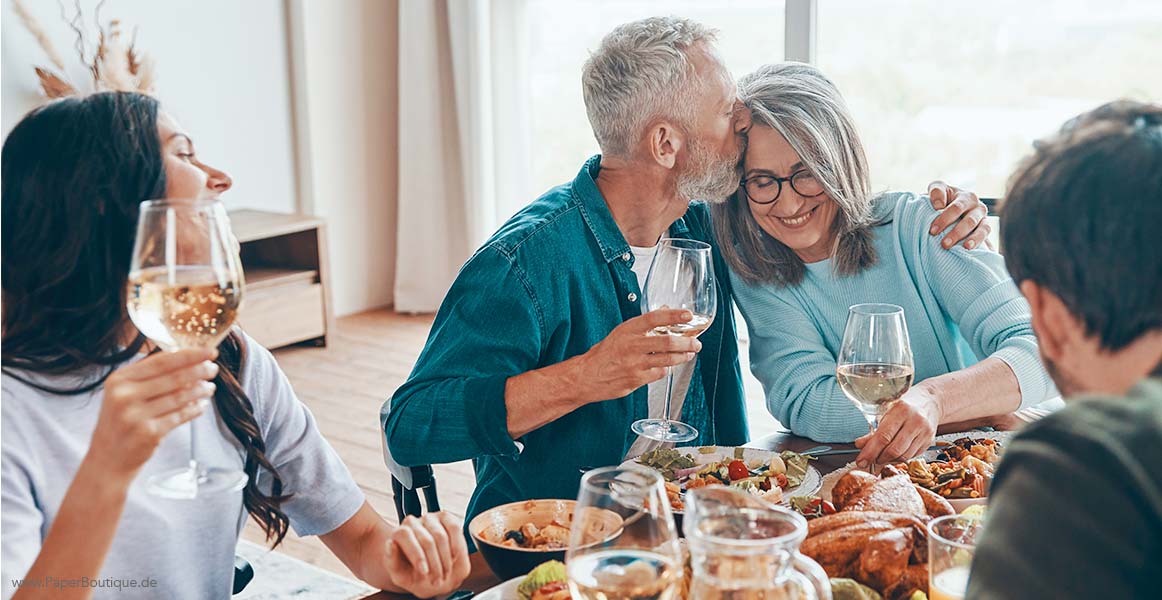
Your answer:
[713,62,878,286]
[582,17,719,159]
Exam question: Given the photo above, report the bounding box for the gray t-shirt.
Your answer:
[1,333,365,599]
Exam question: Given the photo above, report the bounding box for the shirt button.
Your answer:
[622,252,631,261]
[627,292,638,302]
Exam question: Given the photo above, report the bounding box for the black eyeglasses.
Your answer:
[740,170,826,205]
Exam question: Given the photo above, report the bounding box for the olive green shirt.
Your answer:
[968,376,1162,598]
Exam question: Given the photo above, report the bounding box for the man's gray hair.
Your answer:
[713,62,879,286]
[582,17,718,159]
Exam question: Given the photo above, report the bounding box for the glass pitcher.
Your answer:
[685,486,832,600]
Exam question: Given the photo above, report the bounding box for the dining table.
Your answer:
[360,405,1050,600]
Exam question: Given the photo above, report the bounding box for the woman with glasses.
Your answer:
[712,63,1057,468]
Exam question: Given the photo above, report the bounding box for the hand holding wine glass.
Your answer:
[572,309,703,402]
[126,198,247,498]
[87,348,219,481]
[853,385,942,468]
[836,303,916,472]
[631,238,717,443]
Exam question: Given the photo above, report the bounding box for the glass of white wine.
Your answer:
[631,238,717,443]
[836,303,914,472]
[126,198,247,499]
[567,467,684,600]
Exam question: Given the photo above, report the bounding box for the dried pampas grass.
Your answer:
[11,0,157,101]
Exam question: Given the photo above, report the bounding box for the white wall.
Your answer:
[294,0,398,315]
[1,0,299,214]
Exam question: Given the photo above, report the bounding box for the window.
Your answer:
[816,0,1162,196]
[527,0,786,194]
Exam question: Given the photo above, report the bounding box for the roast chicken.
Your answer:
[831,465,955,521]
[801,466,956,600]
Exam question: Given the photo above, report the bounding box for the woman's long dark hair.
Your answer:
[1,92,291,546]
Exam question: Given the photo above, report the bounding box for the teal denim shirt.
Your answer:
[383,155,747,527]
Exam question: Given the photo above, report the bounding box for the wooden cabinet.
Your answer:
[229,210,333,349]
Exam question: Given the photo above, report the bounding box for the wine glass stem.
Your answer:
[869,414,880,474]
[661,366,674,426]
[189,407,200,475]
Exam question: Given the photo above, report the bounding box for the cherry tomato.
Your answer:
[821,501,837,515]
[727,460,749,481]
[775,473,789,488]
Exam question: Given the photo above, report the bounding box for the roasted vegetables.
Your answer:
[905,438,1002,499]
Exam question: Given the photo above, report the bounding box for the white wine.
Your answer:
[128,266,241,350]
[651,314,713,338]
[568,549,682,600]
[836,363,914,413]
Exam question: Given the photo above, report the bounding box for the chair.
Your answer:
[379,400,442,520]
[232,556,254,594]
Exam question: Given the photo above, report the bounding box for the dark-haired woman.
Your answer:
[1,92,468,599]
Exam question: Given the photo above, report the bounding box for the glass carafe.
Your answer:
[685,487,832,600]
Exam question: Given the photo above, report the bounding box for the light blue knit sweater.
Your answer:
[730,192,1056,442]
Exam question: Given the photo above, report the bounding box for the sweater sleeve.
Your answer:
[904,197,1057,408]
[733,276,872,443]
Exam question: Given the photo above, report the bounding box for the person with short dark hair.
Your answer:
[967,100,1162,599]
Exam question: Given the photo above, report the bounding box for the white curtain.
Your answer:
[394,0,532,313]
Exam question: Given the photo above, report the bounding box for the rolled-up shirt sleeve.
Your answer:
[384,245,544,467]
[243,334,365,537]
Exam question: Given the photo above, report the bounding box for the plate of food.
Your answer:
[625,446,822,513]
[468,500,623,580]
[903,431,1010,511]
[474,561,569,600]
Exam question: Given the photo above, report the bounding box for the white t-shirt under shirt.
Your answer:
[1,332,365,599]
[624,244,697,461]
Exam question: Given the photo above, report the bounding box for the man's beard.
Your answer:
[1041,351,1085,398]
[677,136,742,203]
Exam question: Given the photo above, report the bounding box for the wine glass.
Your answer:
[126,198,247,499]
[566,467,684,600]
[836,303,914,472]
[631,238,717,444]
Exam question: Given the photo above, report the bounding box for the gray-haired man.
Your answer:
[384,17,988,527]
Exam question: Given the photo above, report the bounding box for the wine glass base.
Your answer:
[146,466,248,499]
[631,419,699,443]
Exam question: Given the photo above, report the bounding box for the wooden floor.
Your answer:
[242,308,779,579]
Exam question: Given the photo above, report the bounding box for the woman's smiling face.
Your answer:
[742,125,839,263]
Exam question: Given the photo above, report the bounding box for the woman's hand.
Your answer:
[385,513,471,598]
[86,347,218,481]
[854,385,942,468]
